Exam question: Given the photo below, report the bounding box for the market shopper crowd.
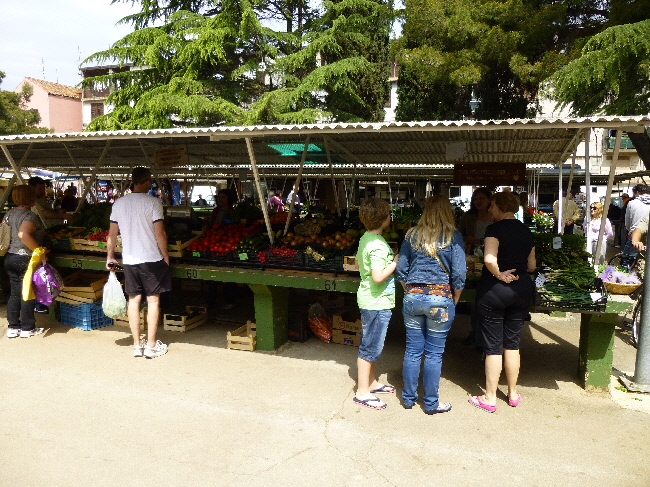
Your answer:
[6,177,616,414]
[354,190,537,414]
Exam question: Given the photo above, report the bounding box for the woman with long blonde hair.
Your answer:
[583,201,613,264]
[396,195,466,414]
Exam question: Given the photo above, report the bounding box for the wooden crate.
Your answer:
[227,321,257,351]
[114,308,147,330]
[56,271,108,304]
[168,232,202,258]
[343,256,359,271]
[163,306,207,332]
[70,235,122,253]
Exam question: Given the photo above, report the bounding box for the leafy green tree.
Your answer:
[394,0,612,121]
[0,71,49,135]
[551,19,650,116]
[246,0,393,124]
[86,0,392,129]
[84,5,276,130]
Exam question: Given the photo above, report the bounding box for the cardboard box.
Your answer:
[332,329,360,346]
[332,309,362,333]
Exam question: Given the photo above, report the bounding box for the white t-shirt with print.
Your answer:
[110,193,164,265]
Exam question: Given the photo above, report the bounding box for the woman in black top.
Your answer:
[469,192,536,413]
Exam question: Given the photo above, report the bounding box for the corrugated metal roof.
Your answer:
[0,116,648,181]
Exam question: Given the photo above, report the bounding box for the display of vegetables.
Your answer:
[185,222,263,253]
[69,202,112,230]
[534,233,592,270]
[236,235,268,253]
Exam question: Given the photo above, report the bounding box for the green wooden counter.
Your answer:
[50,255,634,392]
[50,255,359,351]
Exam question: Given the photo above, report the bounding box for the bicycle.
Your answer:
[608,250,645,277]
[612,248,646,347]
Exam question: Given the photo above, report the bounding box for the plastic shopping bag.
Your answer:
[307,302,332,343]
[102,271,127,318]
[22,247,46,301]
[32,263,64,305]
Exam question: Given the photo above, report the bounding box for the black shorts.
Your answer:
[123,260,172,296]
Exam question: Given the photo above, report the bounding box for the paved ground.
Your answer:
[1,301,649,487]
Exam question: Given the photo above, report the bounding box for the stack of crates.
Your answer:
[56,271,113,331]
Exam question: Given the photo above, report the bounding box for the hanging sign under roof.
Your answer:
[453,163,526,186]
[154,145,189,169]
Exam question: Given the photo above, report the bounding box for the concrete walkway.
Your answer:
[1,305,649,487]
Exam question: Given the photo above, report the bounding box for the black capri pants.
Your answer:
[476,275,535,355]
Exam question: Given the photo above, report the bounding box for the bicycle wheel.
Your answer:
[631,299,642,348]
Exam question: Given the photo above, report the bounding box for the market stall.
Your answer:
[3,116,650,391]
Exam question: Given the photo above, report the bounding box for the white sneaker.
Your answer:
[6,328,20,338]
[20,328,45,338]
[144,340,168,359]
[133,339,147,357]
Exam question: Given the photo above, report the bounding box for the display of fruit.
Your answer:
[85,227,109,242]
[268,245,298,258]
[46,226,85,239]
[280,230,356,250]
[186,222,263,253]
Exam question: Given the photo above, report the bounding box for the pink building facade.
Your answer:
[14,78,82,133]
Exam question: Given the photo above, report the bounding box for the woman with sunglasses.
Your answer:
[583,201,613,264]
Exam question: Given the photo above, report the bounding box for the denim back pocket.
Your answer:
[429,305,449,323]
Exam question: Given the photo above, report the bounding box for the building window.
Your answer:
[91,103,104,120]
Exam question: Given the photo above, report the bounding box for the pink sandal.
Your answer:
[468,395,496,413]
[508,393,522,407]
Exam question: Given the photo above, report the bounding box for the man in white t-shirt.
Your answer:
[107,167,171,359]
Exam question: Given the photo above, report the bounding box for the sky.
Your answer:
[0,0,139,91]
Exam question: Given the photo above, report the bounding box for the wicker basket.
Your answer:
[603,281,642,295]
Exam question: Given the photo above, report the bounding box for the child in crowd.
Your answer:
[353,198,399,410]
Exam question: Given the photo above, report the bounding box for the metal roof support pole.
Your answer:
[0,143,32,209]
[584,130,592,256]
[245,137,274,245]
[284,136,310,236]
[561,152,577,234]
[348,163,357,219]
[1,144,44,225]
[313,175,321,205]
[324,138,340,216]
[63,143,97,204]
[137,139,170,206]
[554,165,561,233]
[595,130,622,265]
[76,140,112,214]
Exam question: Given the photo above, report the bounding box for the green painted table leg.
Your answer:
[249,284,289,351]
[579,313,616,392]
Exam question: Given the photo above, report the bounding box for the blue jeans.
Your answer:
[402,293,455,411]
[358,309,392,362]
[4,253,37,331]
